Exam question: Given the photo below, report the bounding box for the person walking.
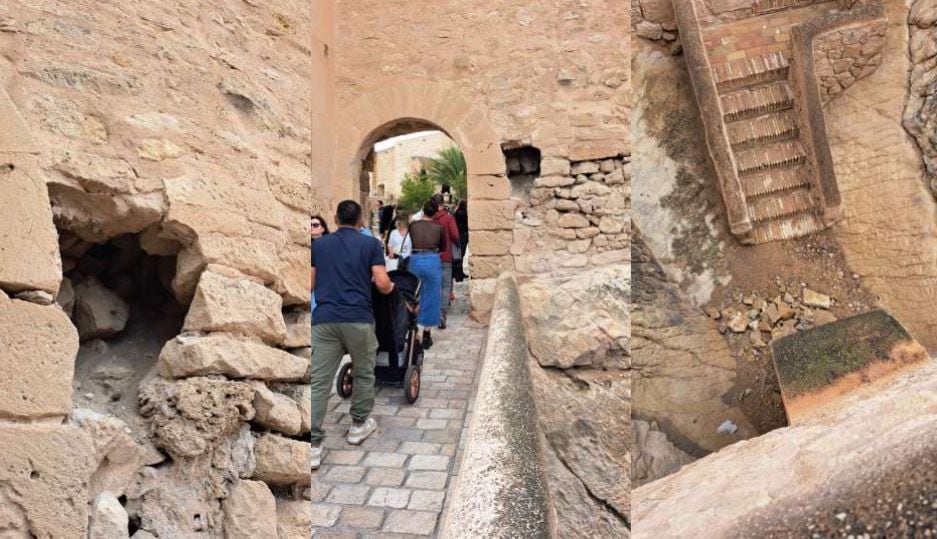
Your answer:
[310,215,330,316]
[311,200,395,470]
[408,200,446,349]
[430,194,460,328]
[387,216,412,271]
[453,200,468,282]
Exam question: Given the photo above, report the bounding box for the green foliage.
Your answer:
[426,146,467,201]
[398,169,436,213]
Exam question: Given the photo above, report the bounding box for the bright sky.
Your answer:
[373,130,441,152]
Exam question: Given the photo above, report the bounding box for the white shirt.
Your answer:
[410,210,423,223]
[388,229,412,259]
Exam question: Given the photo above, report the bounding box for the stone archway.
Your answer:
[335,81,515,282]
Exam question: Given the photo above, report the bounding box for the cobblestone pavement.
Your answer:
[312,283,485,538]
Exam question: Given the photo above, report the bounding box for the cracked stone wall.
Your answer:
[905,0,937,196]
[0,1,314,536]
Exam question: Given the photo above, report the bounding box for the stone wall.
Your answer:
[904,0,937,196]
[0,1,314,535]
[372,131,456,201]
[813,20,886,100]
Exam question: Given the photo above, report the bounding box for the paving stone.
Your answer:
[308,480,331,503]
[382,510,439,535]
[325,485,371,505]
[408,490,447,512]
[362,452,409,468]
[381,427,425,443]
[324,450,365,465]
[422,429,460,444]
[429,408,464,419]
[415,418,448,430]
[405,471,449,490]
[324,465,367,483]
[339,506,385,529]
[398,442,442,455]
[365,468,407,487]
[367,487,411,509]
[311,504,342,527]
[408,455,451,471]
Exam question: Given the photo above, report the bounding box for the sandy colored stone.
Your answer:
[253,434,311,486]
[0,291,78,418]
[469,174,511,200]
[88,491,129,539]
[271,383,312,433]
[282,309,312,348]
[632,420,694,487]
[468,254,515,280]
[0,424,95,539]
[252,382,303,435]
[467,199,516,230]
[223,480,277,538]
[275,243,312,306]
[56,276,75,317]
[158,333,308,381]
[183,270,287,345]
[73,276,130,340]
[468,230,512,256]
[276,500,312,539]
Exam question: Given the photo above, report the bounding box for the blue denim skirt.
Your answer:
[408,253,442,327]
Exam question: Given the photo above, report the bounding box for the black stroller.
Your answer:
[335,270,425,403]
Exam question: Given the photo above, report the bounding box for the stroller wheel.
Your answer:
[336,362,354,399]
[404,364,421,404]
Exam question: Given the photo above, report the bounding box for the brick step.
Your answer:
[727,109,799,148]
[740,165,812,199]
[751,211,824,244]
[713,51,790,92]
[748,186,816,223]
[735,140,806,176]
[722,84,795,123]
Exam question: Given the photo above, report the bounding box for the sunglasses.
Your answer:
[311,222,322,229]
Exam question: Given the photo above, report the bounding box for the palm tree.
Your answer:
[426,146,467,201]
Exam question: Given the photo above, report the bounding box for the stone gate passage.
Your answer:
[311,284,485,537]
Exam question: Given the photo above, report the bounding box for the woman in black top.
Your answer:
[407,200,446,349]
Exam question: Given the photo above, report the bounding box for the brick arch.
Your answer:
[334,81,516,282]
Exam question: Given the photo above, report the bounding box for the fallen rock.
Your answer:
[73,276,130,340]
[223,480,277,538]
[138,377,254,458]
[802,288,831,309]
[282,309,311,348]
[632,420,695,487]
[183,270,286,345]
[157,333,308,381]
[727,311,748,333]
[253,434,310,486]
[88,491,129,539]
[814,310,838,326]
[251,382,302,435]
[56,276,75,317]
[776,300,796,320]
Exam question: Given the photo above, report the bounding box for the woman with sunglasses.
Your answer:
[311,215,330,314]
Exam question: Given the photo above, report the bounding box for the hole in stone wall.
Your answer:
[58,230,185,433]
[502,144,541,199]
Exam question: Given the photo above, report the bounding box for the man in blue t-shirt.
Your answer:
[311,200,394,470]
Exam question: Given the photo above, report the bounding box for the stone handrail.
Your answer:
[788,2,885,225]
[440,273,555,538]
[674,0,754,240]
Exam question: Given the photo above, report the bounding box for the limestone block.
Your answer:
[469,230,512,256]
[74,276,130,340]
[569,140,625,162]
[540,157,571,176]
[0,86,39,153]
[252,383,303,435]
[0,292,77,418]
[470,174,511,200]
[535,175,575,188]
[56,276,75,317]
[275,243,311,307]
[276,500,312,539]
[183,270,287,345]
[223,480,277,538]
[558,213,591,228]
[158,334,308,381]
[468,200,516,231]
[282,309,312,348]
[0,424,95,538]
[253,434,311,486]
[469,278,497,323]
[195,233,281,284]
[0,159,62,294]
[271,384,312,434]
[469,255,515,280]
[89,491,129,539]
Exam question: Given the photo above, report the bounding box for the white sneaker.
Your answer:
[312,445,322,470]
[347,417,377,445]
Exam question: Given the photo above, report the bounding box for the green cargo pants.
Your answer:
[311,323,378,445]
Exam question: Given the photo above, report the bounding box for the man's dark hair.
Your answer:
[430,193,444,205]
[336,200,362,226]
[423,200,439,218]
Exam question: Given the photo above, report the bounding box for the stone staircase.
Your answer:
[715,51,824,243]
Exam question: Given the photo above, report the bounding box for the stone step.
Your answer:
[751,211,824,243]
[713,51,790,92]
[752,0,818,14]
[748,186,816,224]
[727,109,799,148]
[735,140,806,176]
[740,164,812,199]
[722,84,795,124]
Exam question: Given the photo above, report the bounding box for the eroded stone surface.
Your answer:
[253,434,310,486]
[158,334,308,381]
[223,480,277,538]
[183,270,287,345]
